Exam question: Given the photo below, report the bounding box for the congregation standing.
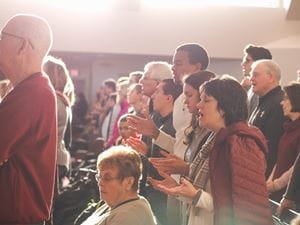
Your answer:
[0,13,300,225]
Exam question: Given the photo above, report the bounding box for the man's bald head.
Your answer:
[3,14,53,59]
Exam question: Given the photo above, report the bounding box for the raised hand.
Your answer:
[276,198,296,216]
[148,170,178,192]
[149,151,189,175]
[152,176,199,199]
[266,180,275,193]
[126,137,149,155]
[127,113,159,139]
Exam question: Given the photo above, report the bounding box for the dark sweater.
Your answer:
[248,86,285,177]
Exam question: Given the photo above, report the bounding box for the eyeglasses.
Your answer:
[95,174,120,182]
[1,31,34,49]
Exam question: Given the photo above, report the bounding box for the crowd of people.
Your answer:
[0,13,299,225]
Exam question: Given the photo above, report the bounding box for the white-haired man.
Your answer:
[0,14,57,225]
[249,59,285,177]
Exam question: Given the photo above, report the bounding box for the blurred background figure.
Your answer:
[44,55,75,192]
[116,114,139,145]
[105,78,129,148]
[127,83,146,116]
[73,92,88,125]
[129,71,143,85]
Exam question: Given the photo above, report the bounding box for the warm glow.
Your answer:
[40,0,113,12]
[143,0,280,9]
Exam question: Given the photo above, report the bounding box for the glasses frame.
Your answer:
[1,31,34,49]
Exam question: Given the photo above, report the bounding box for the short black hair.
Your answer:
[161,79,182,102]
[244,44,272,61]
[176,43,209,70]
[201,76,248,126]
[284,82,300,112]
[184,70,216,90]
[104,79,117,92]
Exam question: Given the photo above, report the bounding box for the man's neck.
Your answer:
[159,105,173,117]
[260,84,279,97]
[10,73,31,87]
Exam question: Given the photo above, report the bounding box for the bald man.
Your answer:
[0,14,57,225]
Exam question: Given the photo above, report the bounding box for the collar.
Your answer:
[160,112,173,124]
[258,86,282,104]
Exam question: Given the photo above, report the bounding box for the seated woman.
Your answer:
[150,76,273,225]
[81,145,156,225]
[267,82,300,203]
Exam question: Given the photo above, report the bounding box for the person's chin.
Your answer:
[100,192,107,201]
[251,86,258,94]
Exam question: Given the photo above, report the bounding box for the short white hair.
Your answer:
[144,61,173,81]
[251,59,281,81]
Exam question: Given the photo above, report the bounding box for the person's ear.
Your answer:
[194,62,202,72]
[268,73,276,83]
[18,39,30,55]
[166,95,173,103]
[124,176,134,191]
[218,108,225,118]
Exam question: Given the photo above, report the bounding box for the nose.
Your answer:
[139,76,145,84]
[183,97,188,105]
[151,92,156,99]
[171,64,176,74]
[171,64,175,71]
[196,101,202,110]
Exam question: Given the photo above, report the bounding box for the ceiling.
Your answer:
[0,0,299,58]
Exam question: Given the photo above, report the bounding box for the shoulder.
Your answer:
[217,123,267,158]
[107,198,156,225]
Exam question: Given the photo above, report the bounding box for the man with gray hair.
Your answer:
[128,43,210,225]
[140,61,173,99]
[249,59,285,177]
[0,14,57,224]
